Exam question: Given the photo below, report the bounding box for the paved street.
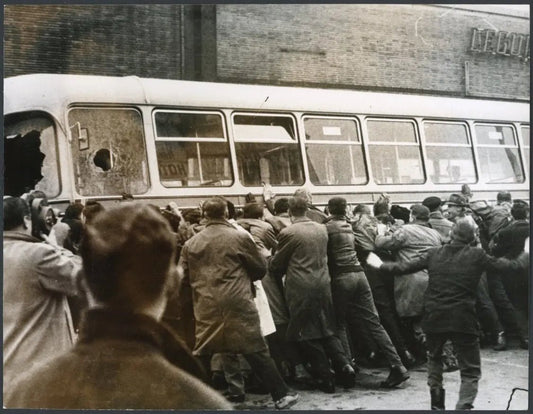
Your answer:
[236,346,529,410]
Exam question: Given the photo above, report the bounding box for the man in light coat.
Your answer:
[3,197,82,397]
[179,197,298,409]
[375,204,443,358]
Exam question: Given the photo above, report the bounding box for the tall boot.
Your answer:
[430,387,445,410]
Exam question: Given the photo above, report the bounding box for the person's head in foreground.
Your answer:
[4,203,231,410]
[80,203,177,316]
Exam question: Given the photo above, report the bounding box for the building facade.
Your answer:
[4,4,530,101]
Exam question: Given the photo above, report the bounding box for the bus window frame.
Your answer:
[152,108,234,188]
[67,105,151,196]
[421,119,478,185]
[473,122,525,185]
[302,114,369,186]
[519,124,530,173]
[231,112,298,143]
[230,111,304,187]
[152,109,228,142]
[365,117,426,185]
[4,110,62,198]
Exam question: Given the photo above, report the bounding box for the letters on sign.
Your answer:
[470,28,530,62]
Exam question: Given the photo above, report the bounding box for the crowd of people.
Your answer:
[2,185,529,410]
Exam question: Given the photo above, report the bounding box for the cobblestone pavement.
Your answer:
[233,346,529,410]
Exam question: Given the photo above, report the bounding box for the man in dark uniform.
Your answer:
[369,218,528,410]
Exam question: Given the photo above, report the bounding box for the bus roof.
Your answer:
[4,73,530,123]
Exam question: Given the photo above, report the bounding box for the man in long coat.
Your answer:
[179,197,298,409]
[270,197,354,393]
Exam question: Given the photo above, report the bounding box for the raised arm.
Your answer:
[36,244,82,297]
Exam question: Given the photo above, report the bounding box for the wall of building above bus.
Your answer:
[3,4,529,101]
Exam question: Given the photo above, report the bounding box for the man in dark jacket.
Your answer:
[487,200,530,349]
[351,204,415,368]
[270,197,354,393]
[326,197,409,388]
[5,203,231,409]
[179,197,299,409]
[423,196,453,242]
[369,217,528,410]
[445,194,505,349]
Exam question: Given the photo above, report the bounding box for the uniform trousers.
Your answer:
[426,332,481,410]
[331,271,404,368]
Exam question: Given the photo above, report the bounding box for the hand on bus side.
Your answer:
[262,182,275,201]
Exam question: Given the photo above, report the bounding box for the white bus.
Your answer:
[4,74,530,209]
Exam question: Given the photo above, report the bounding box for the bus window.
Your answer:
[232,113,304,186]
[303,116,367,185]
[475,124,524,184]
[68,108,150,196]
[367,119,424,184]
[4,111,60,197]
[154,111,232,187]
[520,125,529,172]
[423,121,476,184]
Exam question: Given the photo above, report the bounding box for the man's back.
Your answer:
[180,219,267,355]
[274,218,329,289]
[377,223,442,262]
[5,310,230,409]
[325,217,361,275]
[428,211,453,241]
[3,231,80,390]
[422,242,514,335]
[270,217,334,341]
[491,219,529,258]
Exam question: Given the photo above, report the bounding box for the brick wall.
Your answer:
[4,5,183,79]
[216,4,530,99]
[4,4,529,100]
